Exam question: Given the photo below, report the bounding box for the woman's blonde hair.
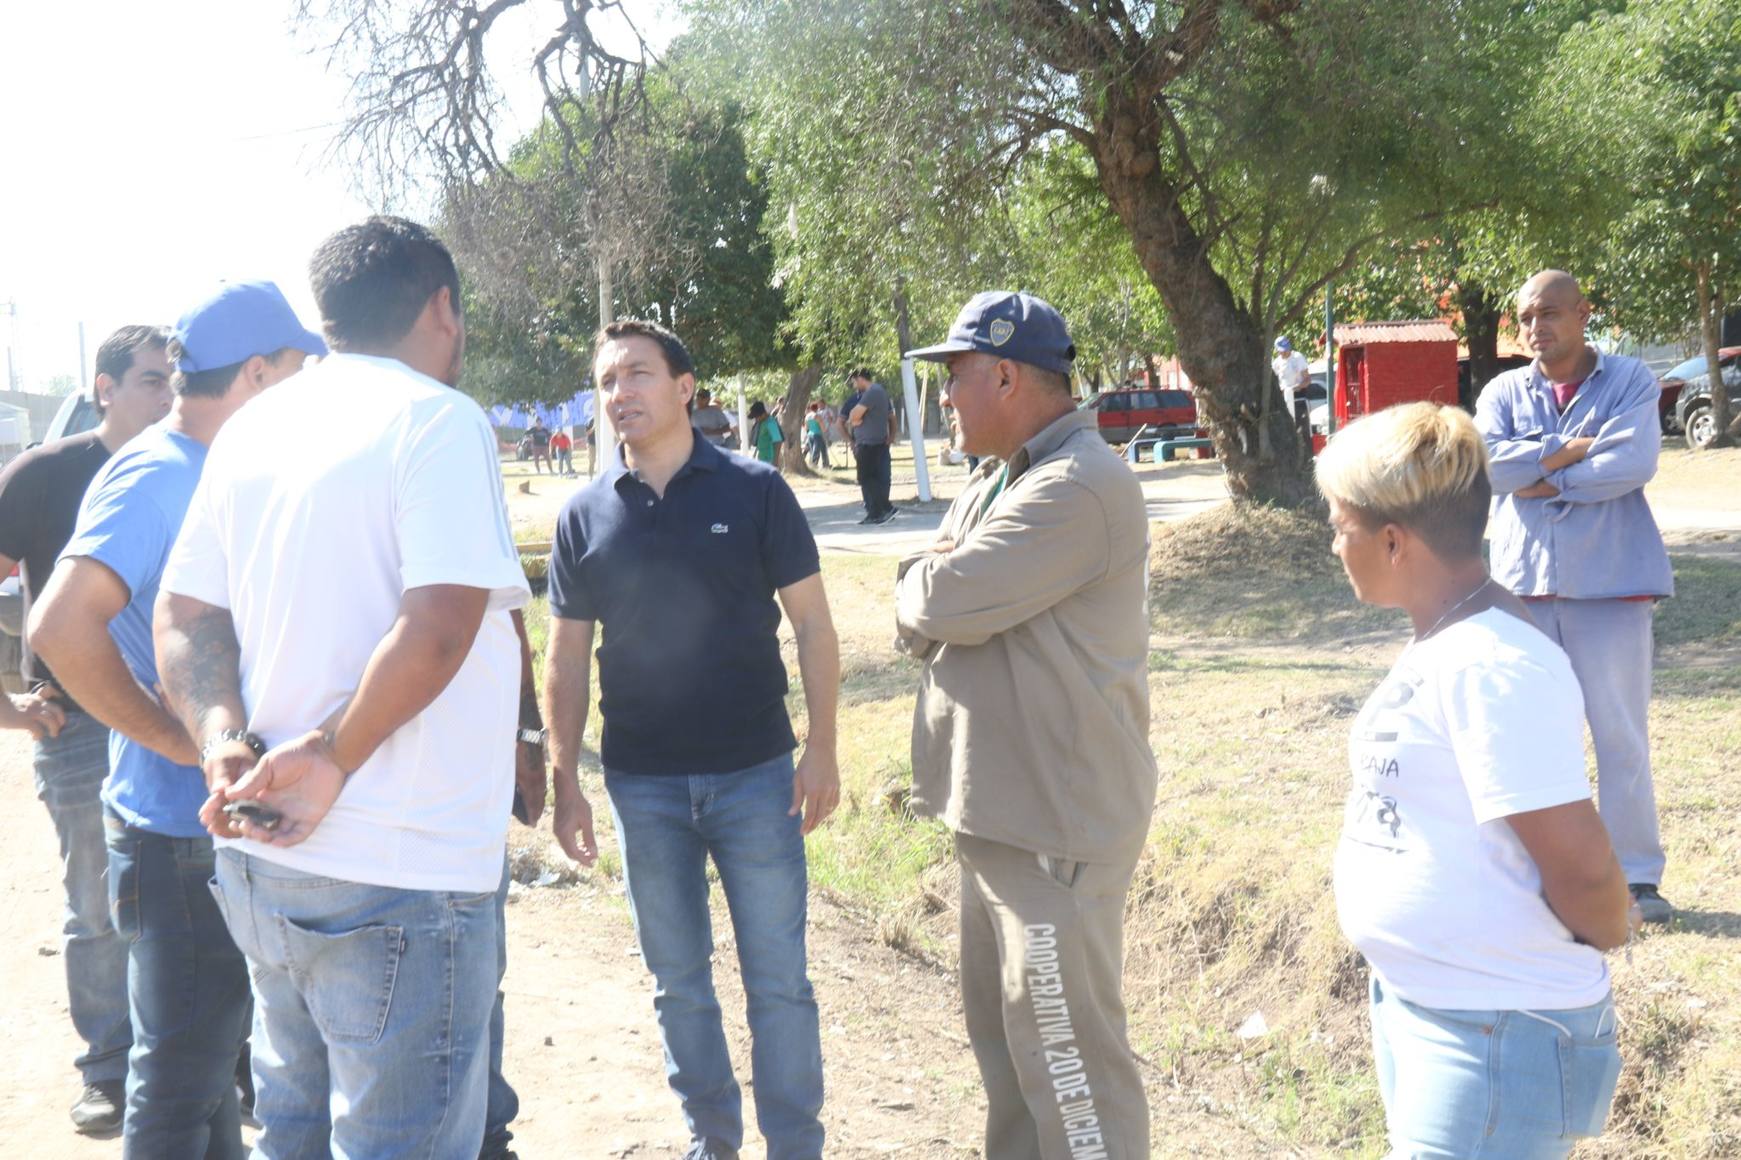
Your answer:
[1314,402,1492,559]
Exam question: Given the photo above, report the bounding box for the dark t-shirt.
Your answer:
[548,431,821,775]
[0,431,112,692]
[854,383,891,446]
[690,404,734,446]
[528,424,551,447]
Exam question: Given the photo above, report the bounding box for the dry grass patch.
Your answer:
[1150,502,1398,641]
[515,496,1741,1157]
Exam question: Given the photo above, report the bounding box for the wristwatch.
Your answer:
[200,729,266,765]
[517,727,547,748]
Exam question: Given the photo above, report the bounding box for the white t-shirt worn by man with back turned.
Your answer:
[161,353,529,893]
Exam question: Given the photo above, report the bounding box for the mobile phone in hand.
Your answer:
[223,800,283,832]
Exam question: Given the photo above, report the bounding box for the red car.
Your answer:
[1082,387,1199,444]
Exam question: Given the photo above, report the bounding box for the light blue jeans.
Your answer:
[33,708,132,1084]
[482,854,517,1159]
[606,752,825,1160]
[1370,975,1622,1158]
[211,849,498,1160]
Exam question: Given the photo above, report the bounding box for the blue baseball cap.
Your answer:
[1274,336,1293,352]
[172,281,327,373]
[906,291,1076,376]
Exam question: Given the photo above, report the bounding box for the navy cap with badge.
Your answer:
[906,290,1076,376]
[172,280,328,373]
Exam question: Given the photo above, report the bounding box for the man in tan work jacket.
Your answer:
[898,291,1157,1159]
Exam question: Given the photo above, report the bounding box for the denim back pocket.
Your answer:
[1558,1021,1623,1138]
[275,917,406,1044]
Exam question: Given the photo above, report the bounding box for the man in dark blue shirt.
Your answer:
[545,319,840,1160]
[0,324,172,1134]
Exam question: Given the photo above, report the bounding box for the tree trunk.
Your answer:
[777,362,825,475]
[1084,92,1313,506]
[1697,264,1734,449]
[922,362,944,435]
[1457,281,1502,411]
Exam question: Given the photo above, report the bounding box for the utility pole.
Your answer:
[2,300,17,393]
[1324,282,1337,436]
[590,249,615,477]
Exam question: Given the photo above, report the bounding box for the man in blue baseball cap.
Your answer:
[30,279,321,1157]
[897,290,1156,1158]
[1272,335,1309,430]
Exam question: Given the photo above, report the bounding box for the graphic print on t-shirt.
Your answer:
[1342,665,1424,854]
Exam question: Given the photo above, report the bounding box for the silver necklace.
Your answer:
[1415,576,1493,643]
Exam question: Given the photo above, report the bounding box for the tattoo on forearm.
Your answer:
[161,607,246,743]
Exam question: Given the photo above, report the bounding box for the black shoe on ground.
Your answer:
[872,507,898,524]
[70,1079,125,1135]
[857,513,879,525]
[1630,883,1673,924]
[236,1043,255,1119]
[681,1139,739,1160]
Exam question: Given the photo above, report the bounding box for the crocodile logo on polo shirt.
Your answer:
[711,523,729,534]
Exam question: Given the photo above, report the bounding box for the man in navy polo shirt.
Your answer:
[545,318,840,1160]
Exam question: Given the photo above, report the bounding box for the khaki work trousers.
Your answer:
[956,832,1149,1160]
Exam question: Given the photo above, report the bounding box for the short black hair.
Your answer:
[849,368,873,384]
[165,342,297,399]
[748,400,768,419]
[595,318,695,378]
[309,216,461,350]
[1026,364,1073,395]
[92,325,169,413]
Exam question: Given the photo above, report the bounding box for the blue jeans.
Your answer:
[210,849,498,1160]
[1370,975,1622,1158]
[606,753,824,1160]
[105,810,250,1159]
[33,708,132,1084]
[483,855,517,1159]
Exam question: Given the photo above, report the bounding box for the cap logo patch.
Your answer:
[987,319,1015,346]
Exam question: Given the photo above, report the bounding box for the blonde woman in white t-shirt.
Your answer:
[1316,402,1639,1159]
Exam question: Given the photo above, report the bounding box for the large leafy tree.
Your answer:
[689,0,1019,375]
[1007,143,1174,387]
[1555,0,1741,447]
[692,0,1567,504]
[445,73,797,419]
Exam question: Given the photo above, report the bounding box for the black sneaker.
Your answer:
[1630,883,1673,924]
[70,1079,124,1134]
[872,508,898,524]
[236,1043,255,1119]
[857,513,879,525]
[680,1139,739,1160]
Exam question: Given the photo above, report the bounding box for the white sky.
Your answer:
[0,0,676,391]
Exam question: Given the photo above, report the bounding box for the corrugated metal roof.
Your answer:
[1334,320,1459,346]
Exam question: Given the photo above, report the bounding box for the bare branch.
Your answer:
[296,0,659,192]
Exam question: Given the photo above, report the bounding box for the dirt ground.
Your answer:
[9,443,1731,1156]
[0,728,1269,1158]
